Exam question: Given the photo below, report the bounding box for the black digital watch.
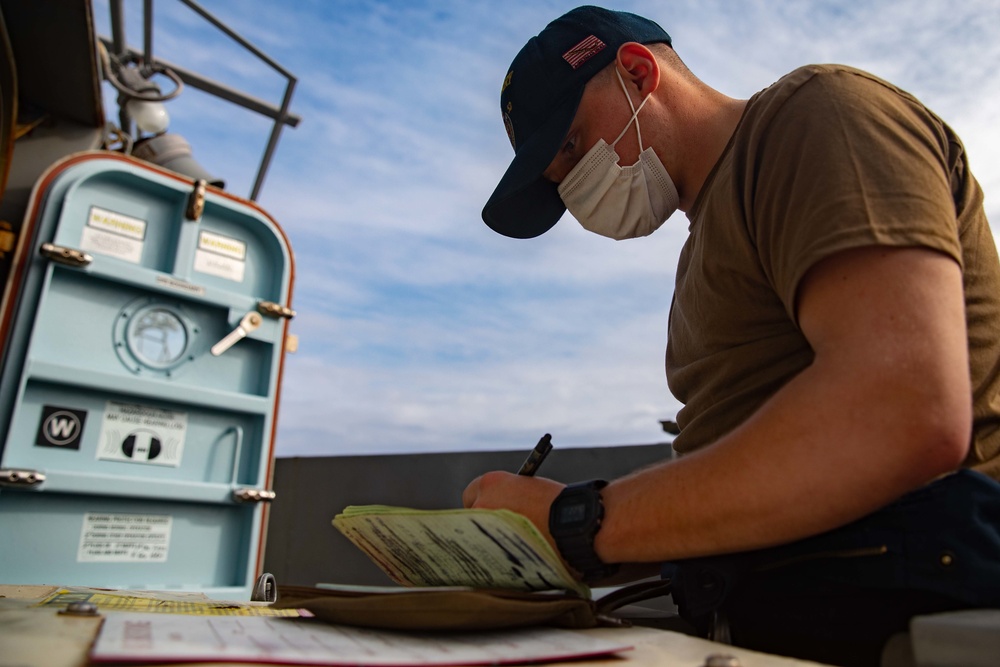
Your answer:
[548,479,619,583]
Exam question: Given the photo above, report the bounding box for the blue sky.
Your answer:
[93,0,1000,456]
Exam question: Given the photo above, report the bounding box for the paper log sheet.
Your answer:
[332,507,589,597]
[90,613,632,665]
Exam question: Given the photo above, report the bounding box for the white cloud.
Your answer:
[89,0,1000,457]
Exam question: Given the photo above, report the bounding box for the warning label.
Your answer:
[77,513,171,563]
[194,230,247,283]
[81,206,147,264]
[97,401,187,467]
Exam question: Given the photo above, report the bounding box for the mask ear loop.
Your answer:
[611,67,650,150]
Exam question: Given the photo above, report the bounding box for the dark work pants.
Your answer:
[723,565,968,666]
[666,469,1000,667]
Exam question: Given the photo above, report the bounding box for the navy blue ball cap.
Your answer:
[482,6,671,239]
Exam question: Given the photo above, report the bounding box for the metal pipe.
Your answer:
[251,78,296,201]
[171,0,300,200]
[109,0,132,135]
[109,0,126,55]
[143,0,154,74]
[178,0,296,79]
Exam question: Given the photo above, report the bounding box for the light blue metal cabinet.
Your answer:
[0,152,295,599]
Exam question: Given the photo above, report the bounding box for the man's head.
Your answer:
[481,6,672,239]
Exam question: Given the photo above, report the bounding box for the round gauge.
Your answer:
[126,307,189,369]
[114,298,200,376]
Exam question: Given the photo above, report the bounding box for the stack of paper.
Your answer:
[91,614,632,665]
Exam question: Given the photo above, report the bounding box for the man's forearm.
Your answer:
[597,365,964,563]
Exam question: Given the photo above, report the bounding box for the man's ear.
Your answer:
[616,42,660,97]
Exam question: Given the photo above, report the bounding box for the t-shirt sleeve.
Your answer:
[750,68,963,322]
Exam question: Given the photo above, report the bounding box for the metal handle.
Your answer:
[186,179,207,220]
[0,469,46,487]
[257,301,296,320]
[39,243,93,267]
[251,573,278,602]
[232,488,276,503]
[211,311,262,356]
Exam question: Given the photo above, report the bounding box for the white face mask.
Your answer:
[557,68,679,240]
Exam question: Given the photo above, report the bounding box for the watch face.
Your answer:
[556,498,589,528]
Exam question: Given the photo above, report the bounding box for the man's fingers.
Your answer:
[462,476,481,508]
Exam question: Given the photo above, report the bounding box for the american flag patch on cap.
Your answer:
[562,35,606,69]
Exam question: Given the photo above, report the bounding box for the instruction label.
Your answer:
[78,513,172,563]
[97,401,188,467]
[194,230,246,282]
[81,206,147,264]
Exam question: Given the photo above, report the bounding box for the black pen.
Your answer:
[517,433,553,476]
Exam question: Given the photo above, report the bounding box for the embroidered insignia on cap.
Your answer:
[503,111,515,150]
[563,35,606,69]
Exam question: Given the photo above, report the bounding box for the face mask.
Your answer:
[557,68,679,240]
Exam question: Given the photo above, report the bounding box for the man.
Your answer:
[463,6,1000,666]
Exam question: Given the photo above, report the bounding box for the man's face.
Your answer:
[542,68,645,185]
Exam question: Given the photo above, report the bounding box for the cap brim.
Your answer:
[481,86,584,239]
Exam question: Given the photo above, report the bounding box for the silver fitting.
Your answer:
[59,601,100,616]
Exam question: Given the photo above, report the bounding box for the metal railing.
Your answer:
[103,0,300,201]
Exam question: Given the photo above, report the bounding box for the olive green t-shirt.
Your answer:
[666,64,1000,480]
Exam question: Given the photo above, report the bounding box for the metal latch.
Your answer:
[232,488,276,503]
[186,179,207,220]
[0,469,46,487]
[39,243,93,268]
[256,301,298,354]
[257,301,296,320]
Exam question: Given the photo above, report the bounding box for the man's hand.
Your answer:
[463,472,665,585]
[462,471,565,548]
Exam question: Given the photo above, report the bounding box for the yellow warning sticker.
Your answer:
[36,588,302,617]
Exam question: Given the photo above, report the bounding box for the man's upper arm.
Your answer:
[795,244,971,475]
